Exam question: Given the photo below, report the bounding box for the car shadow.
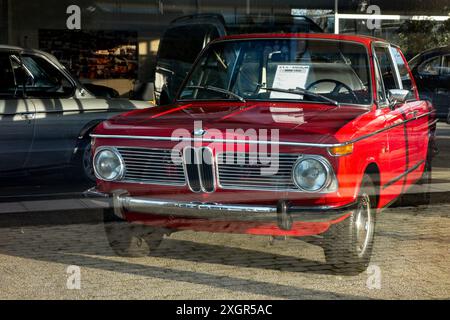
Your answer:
[0,211,369,299]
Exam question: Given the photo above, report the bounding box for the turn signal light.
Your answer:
[329,144,354,156]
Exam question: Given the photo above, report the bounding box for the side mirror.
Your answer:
[132,81,155,103]
[388,89,409,108]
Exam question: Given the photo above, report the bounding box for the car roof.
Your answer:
[0,44,24,52]
[417,45,450,57]
[0,45,63,64]
[215,33,387,46]
[168,14,324,33]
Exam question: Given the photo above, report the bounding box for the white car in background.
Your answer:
[0,45,152,182]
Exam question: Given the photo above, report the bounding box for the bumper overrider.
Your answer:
[84,187,356,230]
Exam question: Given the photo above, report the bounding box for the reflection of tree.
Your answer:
[398,20,450,57]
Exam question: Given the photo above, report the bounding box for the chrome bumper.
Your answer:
[84,187,356,230]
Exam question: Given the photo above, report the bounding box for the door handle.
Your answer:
[407,110,418,119]
[19,113,35,121]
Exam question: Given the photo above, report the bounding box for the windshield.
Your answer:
[178,38,372,105]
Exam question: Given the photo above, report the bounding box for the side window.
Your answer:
[0,53,25,98]
[20,54,74,98]
[418,56,441,76]
[390,47,416,100]
[374,56,387,103]
[374,46,400,94]
[442,55,450,76]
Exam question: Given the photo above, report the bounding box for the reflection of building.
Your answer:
[39,30,138,80]
[2,0,449,84]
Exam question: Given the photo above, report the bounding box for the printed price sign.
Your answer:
[270,64,310,99]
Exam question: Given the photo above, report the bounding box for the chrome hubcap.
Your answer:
[355,193,372,257]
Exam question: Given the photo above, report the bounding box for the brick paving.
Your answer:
[0,203,448,299]
[0,122,449,300]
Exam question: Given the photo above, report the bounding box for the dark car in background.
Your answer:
[0,45,151,183]
[154,14,323,105]
[409,46,450,120]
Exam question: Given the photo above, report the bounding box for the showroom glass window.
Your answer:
[390,47,416,100]
[20,55,74,98]
[179,39,372,105]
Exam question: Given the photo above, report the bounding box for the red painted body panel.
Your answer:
[92,33,433,237]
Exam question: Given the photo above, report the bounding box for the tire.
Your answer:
[103,209,165,257]
[69,137,96,183]
[323,174,377,275]
[399,158,432,207]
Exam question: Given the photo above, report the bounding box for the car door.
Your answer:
[416,55,446,117]
[18,52,85,169]
[435,54,450,114]
[373,44,413,194]
[0,52,35,173]
[390,46,430,182]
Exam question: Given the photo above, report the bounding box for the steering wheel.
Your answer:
[306,79,359,104]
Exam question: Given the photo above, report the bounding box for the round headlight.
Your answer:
[292,157,330,192]
[93,148,125,181]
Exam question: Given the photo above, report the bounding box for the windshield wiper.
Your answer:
[185,85,246,103]
[259,86,340,106]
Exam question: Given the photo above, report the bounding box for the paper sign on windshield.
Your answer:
[270,65,310,99]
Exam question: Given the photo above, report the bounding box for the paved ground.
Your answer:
[0,123,449,300]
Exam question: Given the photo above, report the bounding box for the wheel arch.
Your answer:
[71,120,103,162]
[363,162,381,209]
[77,120,104,140]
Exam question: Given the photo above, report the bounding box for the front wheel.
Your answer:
[103,209,166,257]
[68,137,96,183]
[322,174,377,274]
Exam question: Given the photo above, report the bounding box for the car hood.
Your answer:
[94,101,369,145]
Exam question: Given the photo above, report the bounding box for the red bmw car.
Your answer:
[86,33,436,273]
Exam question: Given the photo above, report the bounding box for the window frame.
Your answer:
[18,52,76,99]
[177,37,374,108]
[0,51,27,99]
[440,54,450,76]
[372,42,403,109]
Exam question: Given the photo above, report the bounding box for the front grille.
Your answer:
[183,146,215,193]
[217,153,300,191]
[115,147,299,192]
[183,146,202,192]
[198,147,215,192]
[117,147,186,186]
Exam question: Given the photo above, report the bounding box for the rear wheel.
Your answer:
[103,209,166,257]
[323,174,377,274]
